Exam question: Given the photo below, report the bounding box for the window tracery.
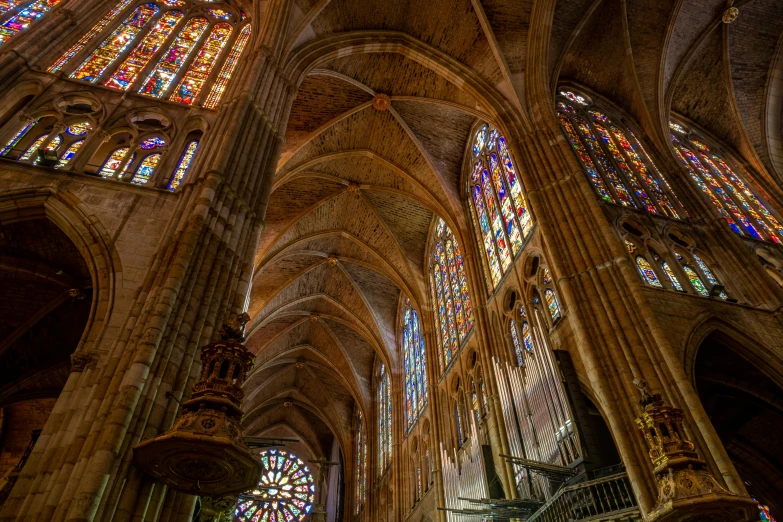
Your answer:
[402,299,427,432]
[378,363,392,473]
[556,90,686,219]
[468,124,533,290]
[49,0,250,108]
[669,120,783,243]
[430,218,474,375]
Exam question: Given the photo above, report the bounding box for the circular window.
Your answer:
[235,449,315,521]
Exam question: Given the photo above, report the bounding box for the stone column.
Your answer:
[0,2,297,521]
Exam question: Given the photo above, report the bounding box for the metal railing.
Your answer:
[526,472,641,522]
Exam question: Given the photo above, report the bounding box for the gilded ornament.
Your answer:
[722,7,739,23]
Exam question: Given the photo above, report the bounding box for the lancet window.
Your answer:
[168,139,198,190]
[355,411,367,513]
[378,363,392,473]
[0,0,64,46]
[402,300,428,432]
[468,124,534,291]
[1,117,93,166]
[625,238,728,300]
[669,120,783,244]
[556,90,686,219]
[430,218,474,375]
[48,0,250,108]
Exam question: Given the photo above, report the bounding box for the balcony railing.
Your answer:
[526,472,641,522]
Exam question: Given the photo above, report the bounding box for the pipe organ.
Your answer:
[441,418,489,521]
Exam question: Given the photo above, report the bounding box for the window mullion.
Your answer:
[98,9,166,84]
[162,19,213,99]
[568,113,627,206]
[482,152,516,259]
[193,20,239,106]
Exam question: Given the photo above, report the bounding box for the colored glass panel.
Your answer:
[557,111,614,203]
[636,256,662,288]
[378,364,392,472]
[432,269,449,374]
[661,262,683,291]
[403,304,427,431]
[105,10,184,90]
[355,413,366,512]
[19,133,47,161]
[48,0,131,73]
[71,4,159,82]
[0,0,18,16]
[683,265,708,296]
[612,126,681,217]
[497,136,532,236]
[235,449,314,522]
[204,23,250,109]
[0,0,63,45]
[593,123,655,213]
[472,184,502,287]
[473,125,487,157]
[480,168,512,269]
[669,122,687,134]
[99,147,129,177]
[755,499,777,522]
[455,403,464,446]
[488,153,523,253]
[471,381,480,425]
[444,239,466,339]
[510,321,523,366]
[130,153,160,184]
[139,17,208,98]
[66,122,91,136]
[206,7,231,19]
[452,236,474,332]
[468,204,493,290]
[168,139,198,190]
[560,90,587,105]
[55,139,83,168]
[544,289,561,322]
[140,136,165,149]
[692,254,727,300]
[436,243,458,361]
[521,321,534,353]
[1,120,36,156]
[170,22,232,104]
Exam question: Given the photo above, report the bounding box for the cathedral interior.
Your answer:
[0,0,782,520]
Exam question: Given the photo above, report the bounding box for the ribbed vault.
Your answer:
[242,0,783,500]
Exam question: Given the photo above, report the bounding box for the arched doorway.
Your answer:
[695,331,783,518]
[0,217,93,502]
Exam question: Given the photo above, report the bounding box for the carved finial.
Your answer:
[372,93,391,111]
[219,312,251,341]
[327,257,338,267]
[722,6,739,23]
[633,378,663,410]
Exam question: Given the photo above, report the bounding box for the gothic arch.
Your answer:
[0,187,120,357]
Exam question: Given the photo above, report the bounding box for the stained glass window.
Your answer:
[378,363,392,473]
[636,256,662,288]
[206,7,231,19]
[170,22,232,104]
[510,320,523,366]
[661,262,683,291]
[669,123,783,243]
[469,125,533,291]
[557,95,685,218]
[471,380,480,426]
[130,153,160,185]
[402,301,428,431]
[0,119,36,156]
[755,498,777,522]
[66,122,91,136]
[544,289,561,322]
[99,147,130,177]
[0,0,64,45]
[56,139,83,168]
[19,133,52,161]
[235,449,314,522]
[203,24,250,109]
[431,219,474,375]
[0,0,18,16]
[48,0,131,72]
[455,402,464,446]
[168,139,198,190]
[683,265,708,297]
[104,10,184,90]
[355,412,367,513]
[139,17,209,98]
[140,136,165,149]
[70,4,159,82]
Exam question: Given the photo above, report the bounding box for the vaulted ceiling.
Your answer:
[242,0,783,464]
